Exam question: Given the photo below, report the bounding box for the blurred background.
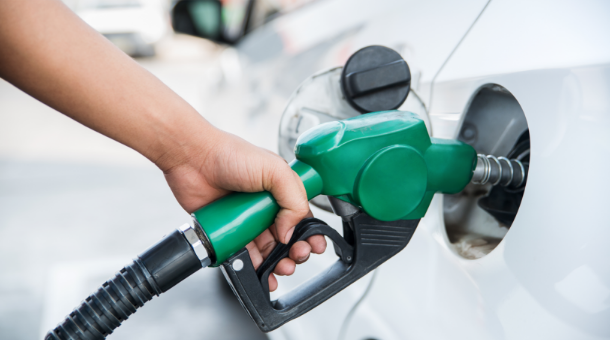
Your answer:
[0,0,325,339]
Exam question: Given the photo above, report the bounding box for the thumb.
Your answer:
[265,162,310,244]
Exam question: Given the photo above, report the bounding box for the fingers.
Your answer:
[268,273,278,292]
[248,238,287,293]
[253,231,321,268]
[245,241,263,269]
[255,235,311,270]
[288,240,311,264]
[274,258,296,276]
[265,164,310,244]
[307,235,327,254]
[252,232,296,278]
[251,236,327,293]
[253,229,277,259]
[249,201,328,294]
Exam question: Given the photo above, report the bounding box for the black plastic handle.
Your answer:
[221,212,419,332]
[256,218,353,299]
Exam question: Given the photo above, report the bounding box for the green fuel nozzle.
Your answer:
[46,44,530,338]
[194,110,476,266]
[46,45,481,339]
[47,110,477,339]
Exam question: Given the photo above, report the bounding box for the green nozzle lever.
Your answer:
[193,111,476,265]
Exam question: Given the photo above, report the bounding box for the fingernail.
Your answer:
[298,254,310,262]
[284,227,295,244]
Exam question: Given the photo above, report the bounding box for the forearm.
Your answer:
[0,0,214,170]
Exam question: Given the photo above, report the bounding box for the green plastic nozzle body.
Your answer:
[193,111,476,265]
[192,161,322,266]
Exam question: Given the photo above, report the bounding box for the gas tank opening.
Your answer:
[443,84,530,259]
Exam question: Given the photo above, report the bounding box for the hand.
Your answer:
[161,128,327,291]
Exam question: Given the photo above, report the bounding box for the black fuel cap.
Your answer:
[341,45,411,113]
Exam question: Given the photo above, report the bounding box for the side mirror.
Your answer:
[172,0,254,45]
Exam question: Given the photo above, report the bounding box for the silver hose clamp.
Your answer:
[472,154,491,185]
[179,223,212,267]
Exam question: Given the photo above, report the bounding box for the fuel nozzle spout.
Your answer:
[471,154,528,188]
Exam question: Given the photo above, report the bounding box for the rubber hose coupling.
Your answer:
[45,224,210,340]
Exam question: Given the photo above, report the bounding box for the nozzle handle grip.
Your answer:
[221,212,420,332]
[192,160,323,266]
[256,218,353,299]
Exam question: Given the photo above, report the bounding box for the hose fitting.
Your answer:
[471,154,528,188]
[45,223,210,340]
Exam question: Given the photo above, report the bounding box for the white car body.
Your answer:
[206,0,610,339]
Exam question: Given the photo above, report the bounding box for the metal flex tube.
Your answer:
[471,154,528,188]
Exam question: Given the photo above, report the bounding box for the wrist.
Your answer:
[146,113,219,173]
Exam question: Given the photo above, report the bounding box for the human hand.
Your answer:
[159,128,327,291]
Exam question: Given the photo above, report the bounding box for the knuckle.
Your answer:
[294,205,310,217]
[261,240,277,255]
[266,160,290,189]
[271,158,289,174]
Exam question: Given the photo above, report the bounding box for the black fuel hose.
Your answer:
[45,228,205,340]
